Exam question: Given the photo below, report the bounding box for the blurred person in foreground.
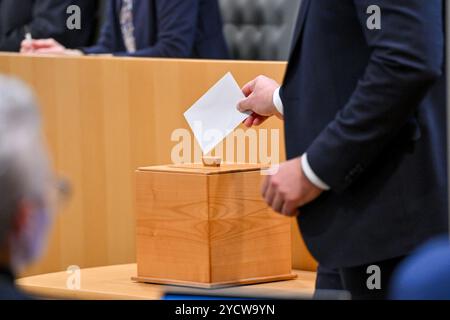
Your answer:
[21,0,228,59]
[0,76,57,300]
[0,0,98,52]
[390,236,450,300]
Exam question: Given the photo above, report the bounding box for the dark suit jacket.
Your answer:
[0,0,98,52]
[83,0,229,59]
[0,267,30,300]
[282,0,448,268]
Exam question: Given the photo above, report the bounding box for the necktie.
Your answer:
[120,0,136,53]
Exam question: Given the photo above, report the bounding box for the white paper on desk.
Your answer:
[184,72,250,154]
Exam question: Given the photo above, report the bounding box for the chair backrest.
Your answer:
[94,0,301,61]
[219,0,302,61]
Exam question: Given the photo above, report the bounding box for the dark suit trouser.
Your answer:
[339,256,406,300]
[315,266,343,291]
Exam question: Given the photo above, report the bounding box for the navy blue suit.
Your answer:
[282,0,448,268]
[83,0,229,59]
[0,0,98,52]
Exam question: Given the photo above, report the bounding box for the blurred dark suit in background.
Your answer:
[82,0,228,58]
[0,0,99,52]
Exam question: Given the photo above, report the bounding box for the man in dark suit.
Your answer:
[0,0,98,52]
[22,0,229,59]
[0,76,56,300]
[238,0,447,299]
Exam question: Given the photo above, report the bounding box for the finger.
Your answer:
[282,201,298,217]
[20,42,34,54]
[34,48,67,55]
[243,113,267,127]
[252,115,269,126]
[237,95,255,113]
[21,40,32,49]
[261,176,270,198]
[243,115,255,128]
[20,46,31,54]
[241,79,257,97]
[34,48,59,54]
[31,38,57,49]
[36,38,56,45]
[271,193,284,213]
[264,182,276,206]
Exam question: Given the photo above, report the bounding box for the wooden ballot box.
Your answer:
[134,163,296,288]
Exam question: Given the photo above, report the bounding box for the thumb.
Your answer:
[237,95,255,113]
[20,40,32,50]
[241,79,256,97]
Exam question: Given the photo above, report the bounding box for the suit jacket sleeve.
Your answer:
[114,0,200,57]
[0,0,69,51]
[305,0,444,192]
[82,0,118,54]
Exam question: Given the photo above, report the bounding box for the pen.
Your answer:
[24,25,32,42]
[23,25,33,53]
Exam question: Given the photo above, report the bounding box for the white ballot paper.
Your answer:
[184,72,250,154]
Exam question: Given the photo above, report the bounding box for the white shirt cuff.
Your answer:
[273,87,284,115]
[302,154,331,191]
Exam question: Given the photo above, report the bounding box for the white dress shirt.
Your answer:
[273,87,331,191]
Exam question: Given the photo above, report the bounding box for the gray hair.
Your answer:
[0,76,51,246]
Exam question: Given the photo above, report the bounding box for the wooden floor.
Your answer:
[17,264,317,300]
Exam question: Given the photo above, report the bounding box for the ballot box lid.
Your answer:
[137,163,269,175]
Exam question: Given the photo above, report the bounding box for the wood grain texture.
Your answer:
[17,264,316,300]
[136,171,211,283]
[135,166,293,287]
[0,53,318,276]
[208,171,293,283]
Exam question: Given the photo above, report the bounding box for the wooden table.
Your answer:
[17,264,316,300]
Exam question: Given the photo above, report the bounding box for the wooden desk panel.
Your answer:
[0,54,318,276]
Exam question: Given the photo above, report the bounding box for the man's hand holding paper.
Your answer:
[184,72,251,155]
[237,75,283,128]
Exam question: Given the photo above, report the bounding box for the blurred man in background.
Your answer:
[0,0,98,52]
[0,76,57,300]
[21,0,229,59]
